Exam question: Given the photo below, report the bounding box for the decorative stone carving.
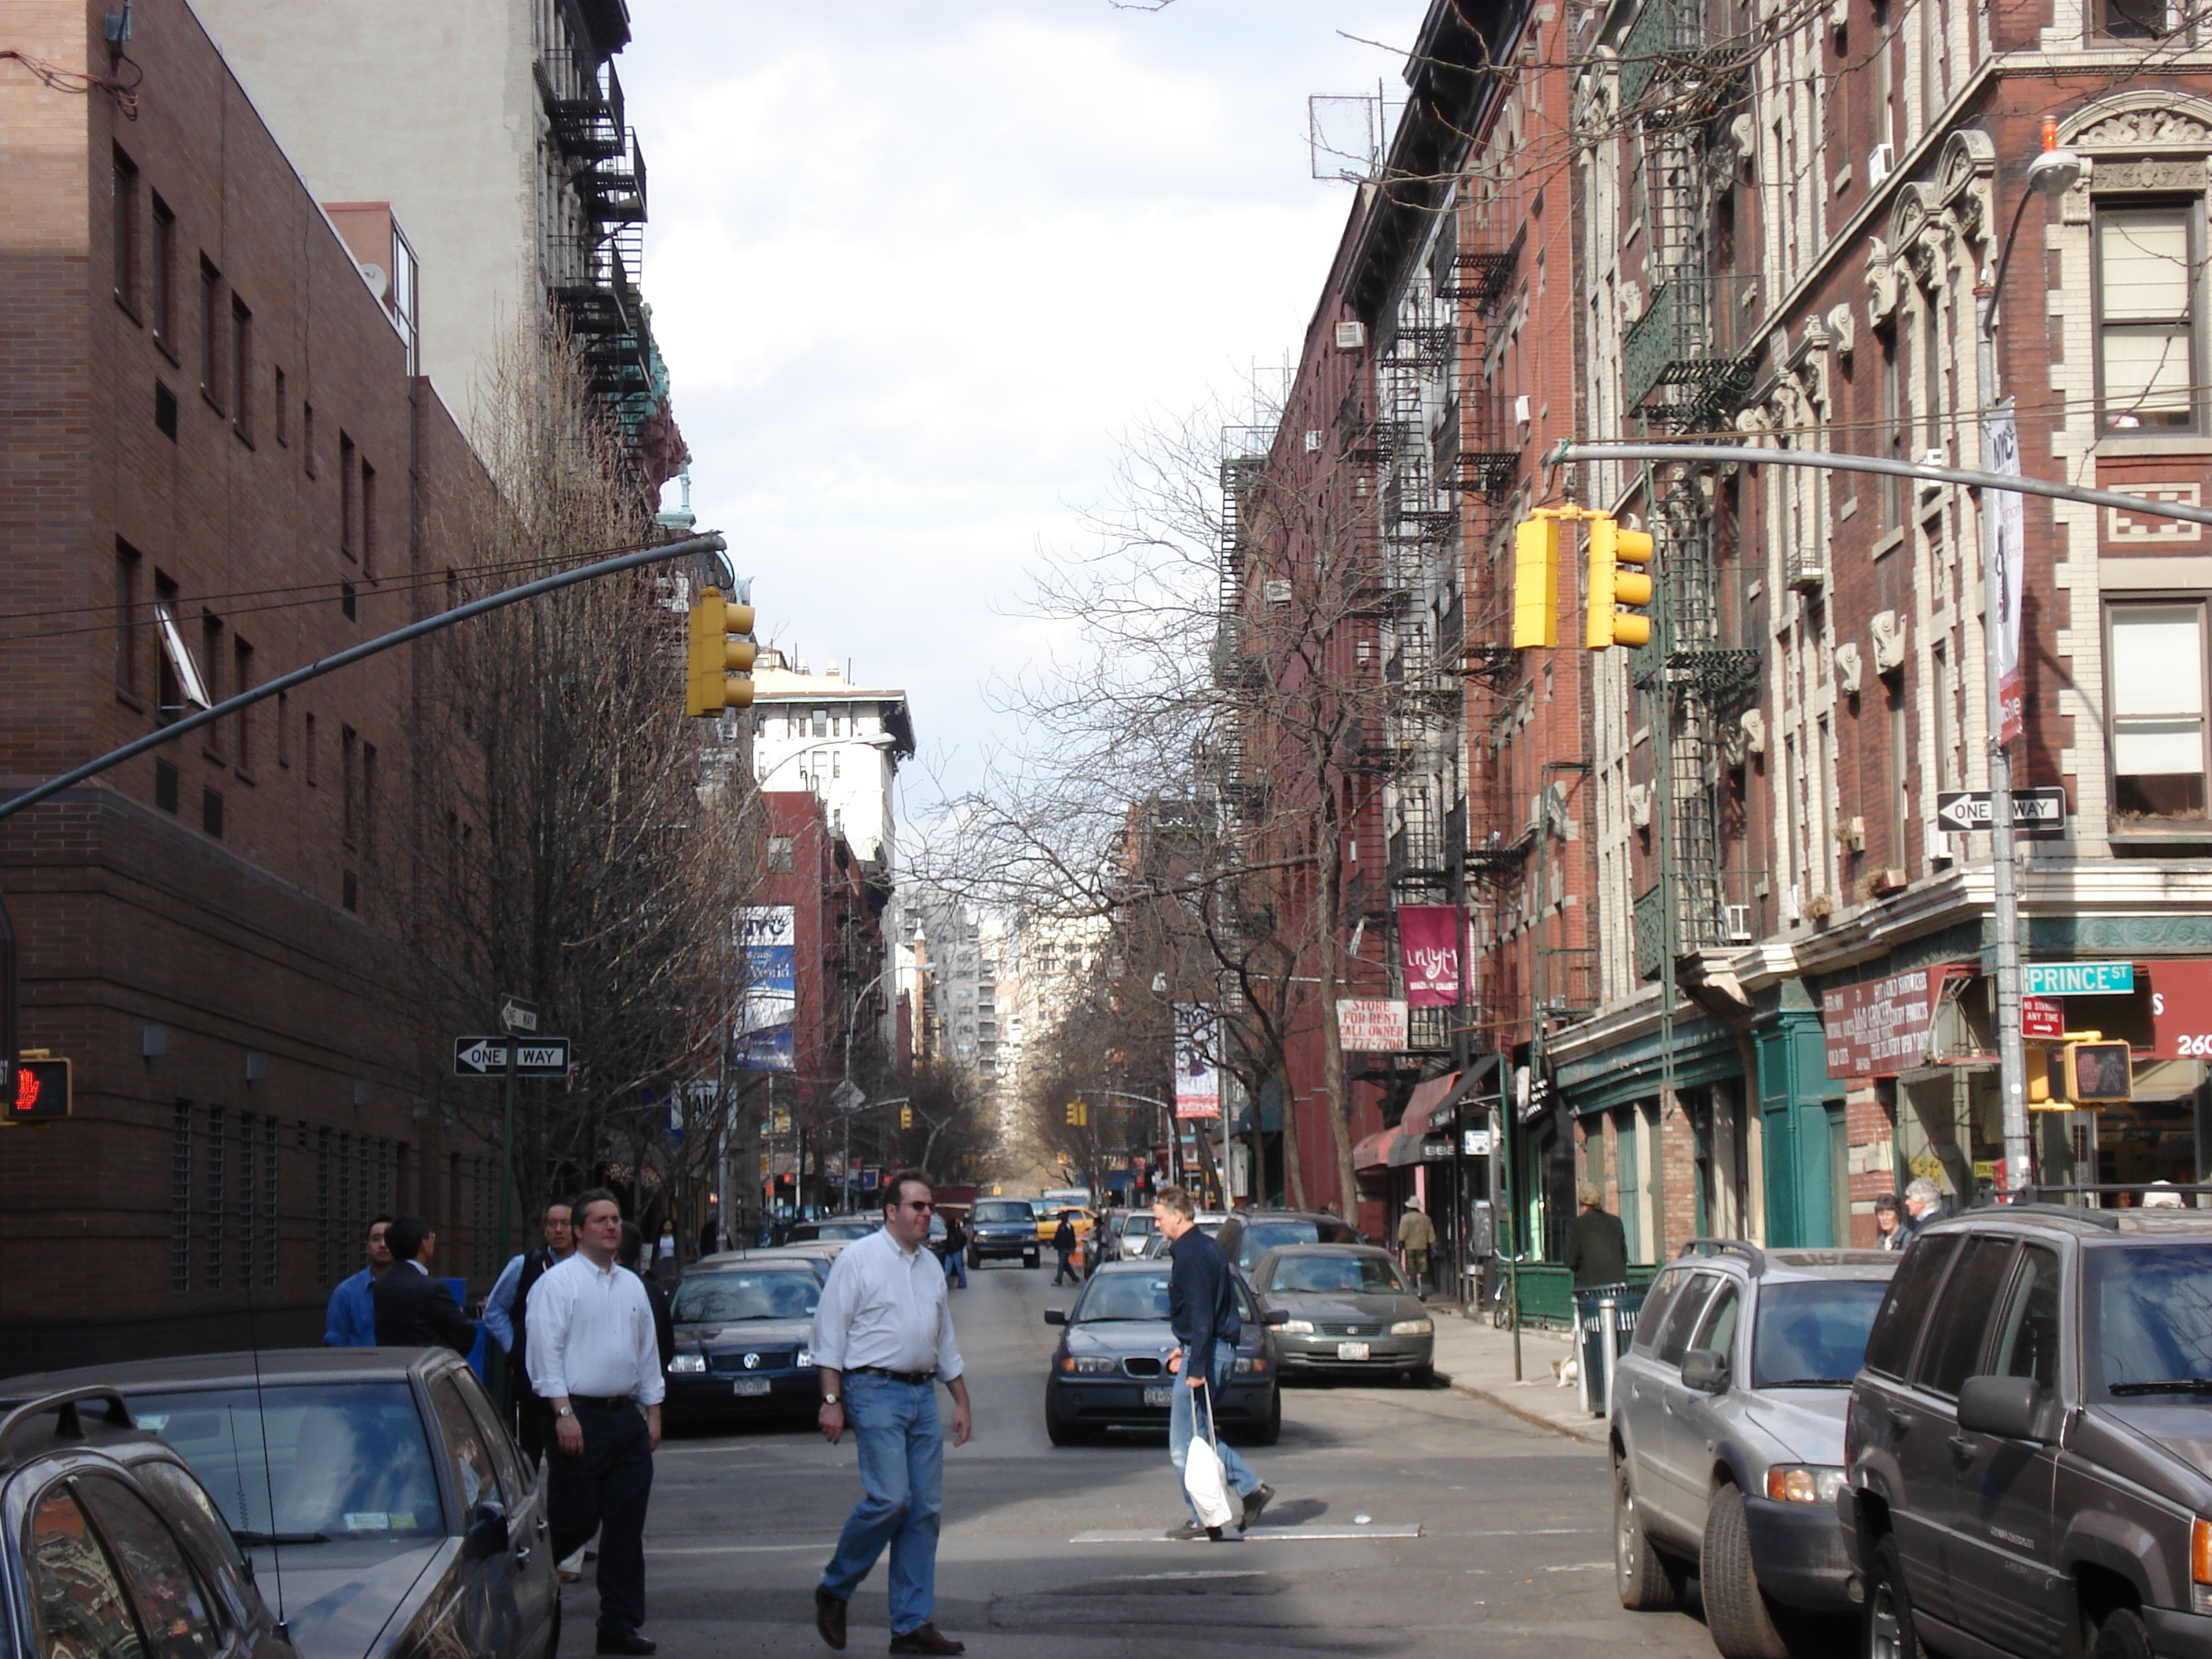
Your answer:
[1826,303,1857,354]
[1866,236,1899,323]
[1871,609,1908,673]
[1936,130,1997,244]
[2060,93,2212,152]
[1740,708,1767,755]
[1626,782,1654,828]
[1837,642,1864,694]
[2093,159,2210,193]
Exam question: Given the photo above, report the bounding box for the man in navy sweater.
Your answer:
[1153,1187,1273,1540]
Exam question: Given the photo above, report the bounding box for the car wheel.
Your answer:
[1864,1536,1922,1659]
[2089,1609,2152,1659]
[966,1247,980,1269]
[1702,1485,1790,1659]
[1614,1457,1683,1610]
[1404,1364,1435,1389]
[1246,1386,1282,1445]
[1045,1403,1087,1446]
[1026,1252,1040,1269]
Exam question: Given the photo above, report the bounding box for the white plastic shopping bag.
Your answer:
[1182,1383,1236,1529]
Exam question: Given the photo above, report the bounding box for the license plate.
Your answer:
[1337,1341,1372,1361]
[1143,1386,1172,1408]
[732,1378,771,1397]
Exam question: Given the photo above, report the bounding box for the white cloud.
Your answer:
[626,0,1417,796]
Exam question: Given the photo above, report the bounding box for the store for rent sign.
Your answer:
[1822,969,1936,1078]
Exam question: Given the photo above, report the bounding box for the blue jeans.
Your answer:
[1168,1340,1261,1523]
[820,1372,943,1635]
[943,1247,966,1289]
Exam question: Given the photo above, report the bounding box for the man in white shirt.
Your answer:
[811,1169,972,1657]
[526,1188,664,1657]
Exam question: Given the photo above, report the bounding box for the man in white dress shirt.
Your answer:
[811,1169,972,1656]
[526,1188,664,1657]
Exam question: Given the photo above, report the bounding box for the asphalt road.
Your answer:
[617,1259,1727,1658]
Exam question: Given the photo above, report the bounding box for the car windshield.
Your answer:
[1265,1253,1409,1295]
[131,1383,443,1542]
[1751,1280,1892,1386]
[2089,1243,2212,1396]
[1233,1219,1346,1269]
[973,1201,1033,1223]
[1122,1214,1155,1236]
[673,1270,820,1323]
[808,1219,876,1240]
[1078,1273,1172,1323]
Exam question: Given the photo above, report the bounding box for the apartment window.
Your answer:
[316,1127,332,1284]
[361,460,377,577]
[304,712,317,784]
[2100,0,2174,35]
[233,638,254,768]
[262,1117,278,1289]
[339,432,357,558]
[273,368,287,445]
[153,759,178,814]
[362,741,378,850]
[171,1104,194,1291]
[112,146,139,311]
[202,786,223,839]
[154,381,177,440]
[200,615,224,757]
[1878,324,1903,528]
[238,1111,257,1288]
[768,836,795,870]
[198,257,223,409]
[2097,201,2200,432]
[114,541,141,697]
[149,195,174,345]
[276,690,291,767]
[230,296,253,441]
[341,724,359,845]
[2110,601,2210,821]
[204,1106,226,1289]
[152,574,208,718]
[812,708,829,737]
[302,402,317,476]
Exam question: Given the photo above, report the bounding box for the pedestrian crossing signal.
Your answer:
[6,1055,71,1123]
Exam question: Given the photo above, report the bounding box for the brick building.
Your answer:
[0,0,508,1368]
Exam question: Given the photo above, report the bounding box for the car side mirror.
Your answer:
[1957,1375,2045,1441]
[462,1501,509,1562]
[1680,1348,1730,1393]
[1262,1308,1291,1327]
[1043,1309,1067,1325]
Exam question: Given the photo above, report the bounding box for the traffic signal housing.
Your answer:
[1586,516,1654,650]
[2052,1038,2133,1104]
[899,1105,914,1130]
[5,1055,70,1124]
[686,587,756,716]
[1512,517,1561,648]
[1065,1101,1088,1127]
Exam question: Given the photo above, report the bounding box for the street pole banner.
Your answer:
[1397,904,1464,1008]
[734,906,796,1071]
[1985,397,2026,743]
[1174,1004,1221,1119]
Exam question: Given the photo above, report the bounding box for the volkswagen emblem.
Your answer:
[743,1352,761,1370]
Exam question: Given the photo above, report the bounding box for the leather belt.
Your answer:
[569,1394,636,1411]
[850,1366,936,1386]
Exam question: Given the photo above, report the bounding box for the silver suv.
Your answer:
[1612,1238,1899,1659]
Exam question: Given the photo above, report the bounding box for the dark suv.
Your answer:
[0,1385,295,1659]
[1841,1206,2212,1659]
[968,1198,1040,1269]
[1215,1209,1361,1276]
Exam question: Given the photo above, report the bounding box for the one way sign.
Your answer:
[1934,787,2067,836]
[452,1037,571,1077]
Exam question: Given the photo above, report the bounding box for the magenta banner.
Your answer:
[1397,905,1464,1009]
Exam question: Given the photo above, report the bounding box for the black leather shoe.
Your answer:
[596,1632,656,1656]
[1165,1520,1221,1541]
[1240,1482,1276,1532]
[888,1625,965,1655]
[815,1586,848,1651]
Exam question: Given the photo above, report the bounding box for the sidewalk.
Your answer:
[1425,1302,1608,1445]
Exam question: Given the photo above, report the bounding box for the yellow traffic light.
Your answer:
[1585,517,1654,650]
[687,587,756,716]
[1512,518,1560,649]
[899,1105,913,1130]
[1065,1101,1087,1127]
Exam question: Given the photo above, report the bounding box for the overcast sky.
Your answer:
[624,1,1419,811]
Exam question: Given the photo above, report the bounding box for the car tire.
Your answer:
[1702,1485,1791,1659]
[2089,1609,2152,1659]
[1026,1252,1040,1269]
[1614,1457,1683,1611]
[1045,1403,1087,1446]
[1404,1364,1435,1389]
[967,1247,980,1270]
[1864,1535,1923,1659]
[1247,1386,1283,1445]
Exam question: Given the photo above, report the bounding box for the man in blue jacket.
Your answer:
[1153,1187,1273,1540]
[323,1214,393,1346]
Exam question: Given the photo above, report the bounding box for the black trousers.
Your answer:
[548,1402,654,1635]
[518,1389,549,1467]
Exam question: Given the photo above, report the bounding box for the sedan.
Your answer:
[1040,1262,1283,1446]
[1252,1244,1435,1386]
[663,1261,823,1424]
[5,1349,555,1659]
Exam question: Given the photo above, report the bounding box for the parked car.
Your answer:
[3,1384,298,1659]
[1610,1238,1898,1659]
[2,1349,557,1659]
[1215,1209,1361,1275]
[782,1215,880,1245]
[1251,1243,1436,1386]
[1840,1204,2212,1659]
[969,1198,1040,1269]
[688,1245,836,1277]
[1106,1209,1157,1262]
[1034,1206,1098,1243]
[1040,1261,1284,1446]
[664,1258,825,1425]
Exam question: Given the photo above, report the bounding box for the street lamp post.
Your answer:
[836,964,899,1210]
[1975,128,2088,1199]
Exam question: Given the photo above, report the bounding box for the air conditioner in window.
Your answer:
[1868,143,1895,189]
[1725,903,1754,943]
[1335,320,1367,350]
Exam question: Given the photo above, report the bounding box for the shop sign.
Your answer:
[1421,1134,1455,1160]
[1397,906,1464,1008]
[2024,961,2133,998]
[1822,969,1936,1078]
[1336,998,1409,1052]
[1463,1129,1493,1156]
[2145,960,2212,1059]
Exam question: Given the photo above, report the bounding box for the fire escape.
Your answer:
[1617,0,1763,978]
[539,49,662,435]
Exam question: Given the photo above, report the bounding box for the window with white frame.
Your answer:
[2096,200,2201,432]
[2109,600,2210,821]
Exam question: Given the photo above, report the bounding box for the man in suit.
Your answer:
[512,1200,577,1466]
[323,1215,394,1346]
[372,1215,478,1354]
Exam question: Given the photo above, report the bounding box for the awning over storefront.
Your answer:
[1382,1057,1502,1167]
[1352,1129,1396,1171]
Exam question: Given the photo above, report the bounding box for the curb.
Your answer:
[1446,1379,1608,1445]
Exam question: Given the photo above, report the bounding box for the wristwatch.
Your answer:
[820,1394,840,1408]
[555,1405,574,1419]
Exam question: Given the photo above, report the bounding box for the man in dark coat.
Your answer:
[511,1203,574,1466]
[1052,1213,1080,1286]
[371,1216,478,1354]
[1562,1181,1630,1289]
[621,1221,677,1370]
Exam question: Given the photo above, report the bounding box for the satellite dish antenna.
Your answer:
[357,261,389,298]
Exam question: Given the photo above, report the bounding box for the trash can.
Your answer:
[1572,1283,1649,1416]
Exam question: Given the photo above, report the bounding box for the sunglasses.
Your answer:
[901,1200,935,1212]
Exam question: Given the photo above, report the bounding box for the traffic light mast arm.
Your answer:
[0,533,731,828]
